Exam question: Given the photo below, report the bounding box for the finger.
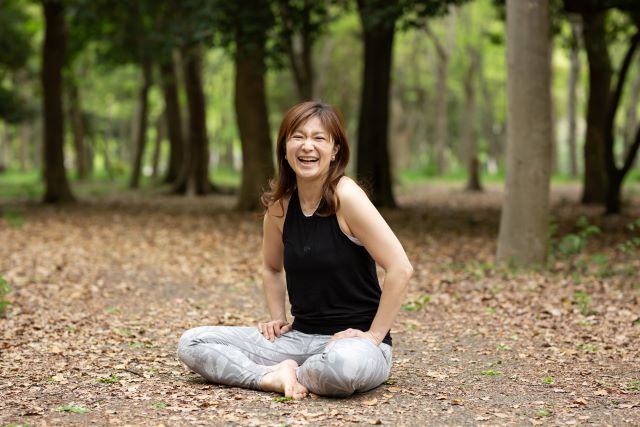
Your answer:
[267,324,276,341]
[273,323,281,336]
[280,324,292,334]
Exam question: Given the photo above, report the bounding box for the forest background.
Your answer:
[1,0,640,425]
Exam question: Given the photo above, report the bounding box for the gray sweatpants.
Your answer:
[177,326,392,397]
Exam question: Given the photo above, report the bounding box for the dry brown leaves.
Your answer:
[1,183,639,426]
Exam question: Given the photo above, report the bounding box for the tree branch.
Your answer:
[621,124,640,176]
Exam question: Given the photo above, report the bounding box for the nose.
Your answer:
[301,137,314,150]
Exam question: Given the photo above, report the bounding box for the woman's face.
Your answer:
[285,116,339,182]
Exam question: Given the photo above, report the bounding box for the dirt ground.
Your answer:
[1,182,639,426]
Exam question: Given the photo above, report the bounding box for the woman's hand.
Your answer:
[330,328,380,346]
[258,319,291,342]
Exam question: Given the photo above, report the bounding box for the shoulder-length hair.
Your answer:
[261,101,350,216]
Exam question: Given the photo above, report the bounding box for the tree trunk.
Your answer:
[288,31,314,101]
[152,111,166,179]
[623,57,640,161]
[425,12,456,176]
[477,48,501,174]
[67,77,87,180]
[234,40,274,210]
[497,0,552,266]
[463,49,482,192]
[356,0,398,208]
[129,58,152,189]
[567,18,581,179]
[580,11,610,204]
[160,58,184,184]
[603,31,640,214]
[20,123,30,172]
[0,124,7,173]
[42,0,74,203]
[174,45,212,195]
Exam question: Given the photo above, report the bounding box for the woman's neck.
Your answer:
[296,179,324,207]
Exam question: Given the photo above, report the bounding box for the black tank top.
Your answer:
[283,189,392,346]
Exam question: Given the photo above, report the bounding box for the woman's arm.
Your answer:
[260,205,291,341]
[334,178,414,345]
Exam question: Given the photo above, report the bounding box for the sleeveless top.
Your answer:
[282,189,392,346]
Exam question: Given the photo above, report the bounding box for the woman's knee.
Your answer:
[176,326,212,365]
[300,338,389,397]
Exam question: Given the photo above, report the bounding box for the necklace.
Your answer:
[301,197,322,217]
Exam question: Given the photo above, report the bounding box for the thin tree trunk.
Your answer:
[356,0,398,208]
[464,49,482,192]
[235,40,274,209]
[477,48,500,174]
[42,0,74,203]
[20,123,30,172]
[603,31,640,214]
[425,13,456,175]
[152,111,166,179]
[567,18,581,179]
[497,0,552,266]
[623,57,640,161]
[288,33,313,101]
[580,11,610,204]
[160,58,184,184]
[173,45,212,195]
[0,124,7,173]
[129,58,152,189]
[67,77,87,179]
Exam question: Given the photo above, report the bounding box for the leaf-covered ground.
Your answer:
[1,183,639,426]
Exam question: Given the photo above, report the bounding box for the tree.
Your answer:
[565,0,640,213]
[274,1,331,101]
[173,45,213,195]
[42,0,75,203]
[355,0,466,207]
[0,0,32,125]
[497,0,552,266]
[424,10,457,175]
[356,0,400,207]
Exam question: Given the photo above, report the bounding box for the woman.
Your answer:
[178,101,413,398]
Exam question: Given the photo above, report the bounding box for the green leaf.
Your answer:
[542,376,554,385]
[480,370,502,376]
[54,404,88,414]
[97,374,120,384]
[273,396,294,403]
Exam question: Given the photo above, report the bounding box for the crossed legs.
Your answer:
[177,326,392,397]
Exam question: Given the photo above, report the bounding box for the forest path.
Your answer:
[1,183,639,426]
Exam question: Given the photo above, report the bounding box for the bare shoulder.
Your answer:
[336,176,370,206]
[265,194,292,232]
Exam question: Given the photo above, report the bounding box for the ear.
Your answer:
[332,144,340,157]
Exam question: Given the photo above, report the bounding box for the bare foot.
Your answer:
[259,360,308,399]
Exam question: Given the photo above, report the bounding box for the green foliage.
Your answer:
[54,404,88,414]
[542,376,554,385]
[0,274,11,317]
[496,344,511,351]
[572,291,592,316]
[401,295,430,311]
[97,374,120,384]
[535,409,551,417]
[273,396,294,403]
[617,218,640,253]
[578,343,598,353]
[151,401,167,409]
[549,216,600,260]
[2,208,25,228]
[480,370,501,376]
[626,380,640,392]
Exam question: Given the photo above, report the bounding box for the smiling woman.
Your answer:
[177,101,413,399]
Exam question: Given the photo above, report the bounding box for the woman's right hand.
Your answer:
[258,319,291,342]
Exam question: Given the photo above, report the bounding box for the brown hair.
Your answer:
[261,101,350,216]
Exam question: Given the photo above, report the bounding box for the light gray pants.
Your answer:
[177,326,392,397]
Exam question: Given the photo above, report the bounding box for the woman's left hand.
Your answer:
[330,328,380,346]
